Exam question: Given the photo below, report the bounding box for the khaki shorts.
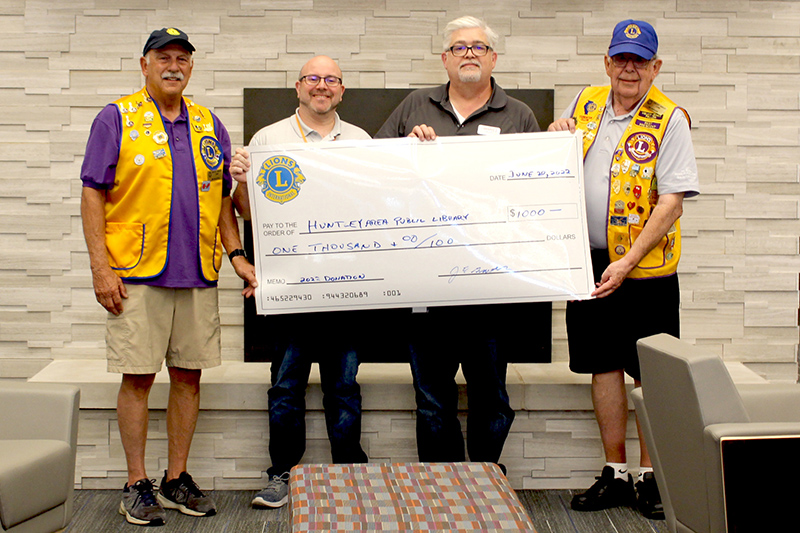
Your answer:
[106,284,221,374]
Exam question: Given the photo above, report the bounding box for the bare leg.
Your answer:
[166,367,201,481]
[633,378,652,468]
[591,370,628,464]
[118,373,156,485]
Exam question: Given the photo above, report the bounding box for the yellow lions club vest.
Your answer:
[105,88,224,281]
[574,85,690,279]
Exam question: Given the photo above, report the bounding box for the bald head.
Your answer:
[295,55,346,121]
[299,55,342,79]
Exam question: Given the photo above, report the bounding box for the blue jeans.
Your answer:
[408,305,515,464]
[266,312,367,477]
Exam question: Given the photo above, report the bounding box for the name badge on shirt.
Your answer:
[477,124,501,135]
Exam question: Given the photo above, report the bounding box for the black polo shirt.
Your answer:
[374,78,540,138]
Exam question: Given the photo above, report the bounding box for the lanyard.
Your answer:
[295,113,309,143]
[295,113,340,142]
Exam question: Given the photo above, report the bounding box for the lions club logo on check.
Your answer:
[257,155,306,204]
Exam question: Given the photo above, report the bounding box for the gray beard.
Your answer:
[458,70,481,83]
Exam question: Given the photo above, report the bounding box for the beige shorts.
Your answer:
[106,284,221,374]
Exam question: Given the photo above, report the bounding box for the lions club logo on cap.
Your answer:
[166,28,181,35]
[257,155,306,204]
[624,24,642,39]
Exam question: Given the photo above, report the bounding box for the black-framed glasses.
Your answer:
[610,54,651,69]
[299,75,342,87]
[448,43,492,57]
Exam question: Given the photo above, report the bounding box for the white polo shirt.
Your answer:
[249,110,371,146]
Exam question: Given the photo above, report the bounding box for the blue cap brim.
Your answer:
[608,41,655,60]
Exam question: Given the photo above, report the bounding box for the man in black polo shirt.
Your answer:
[376,17,538,139]
[375,15,539,472]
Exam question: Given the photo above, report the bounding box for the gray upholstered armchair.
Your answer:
[632,334,800,533]
[0,381,80,533]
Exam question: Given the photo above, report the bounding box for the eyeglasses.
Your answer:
[448,43,492,57]
[299,75,342,87]
[610,55,651,69]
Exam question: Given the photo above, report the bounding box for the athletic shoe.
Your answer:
[635,472,665,520]
[157,471,217,517]
[571,465,635,511]
[119,478,166,526]
[252,472,290,508]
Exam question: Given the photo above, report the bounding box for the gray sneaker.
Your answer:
[252,472,290,508]
[157,471,217,517]
[119,478,166,526]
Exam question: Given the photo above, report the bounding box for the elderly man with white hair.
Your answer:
[549,19,699,520]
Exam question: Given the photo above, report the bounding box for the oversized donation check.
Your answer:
[246,131,594,315]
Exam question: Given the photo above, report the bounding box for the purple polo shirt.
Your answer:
[81,100,232,288]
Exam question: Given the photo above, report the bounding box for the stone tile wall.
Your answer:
[1,1,797,381]
[35,358,768,490]
[76,407,618,491]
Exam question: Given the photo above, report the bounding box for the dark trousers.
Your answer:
[408,305,516,464]
[266,313,368,476]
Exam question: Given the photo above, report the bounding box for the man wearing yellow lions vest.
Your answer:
[80,28,257,526]
[548,20,699,520]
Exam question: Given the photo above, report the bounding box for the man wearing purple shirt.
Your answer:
[80,27,257,526]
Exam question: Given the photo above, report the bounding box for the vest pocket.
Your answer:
[629,224,667,270]
[106,222,144,270]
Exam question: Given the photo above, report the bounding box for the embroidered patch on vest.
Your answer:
[635,119,661,129]
[624,132,659,163]
[200,136,223,170]
[638,110,663,120]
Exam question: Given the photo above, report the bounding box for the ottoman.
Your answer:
[289,462,536,531]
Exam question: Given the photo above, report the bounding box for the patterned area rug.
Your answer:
[290,462,536,531]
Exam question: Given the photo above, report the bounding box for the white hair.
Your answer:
[442,16,499,51]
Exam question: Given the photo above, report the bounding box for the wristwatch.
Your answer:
[228,248,247,262]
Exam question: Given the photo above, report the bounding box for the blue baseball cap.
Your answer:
[143,27,195,56]
[608,20,658,60]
